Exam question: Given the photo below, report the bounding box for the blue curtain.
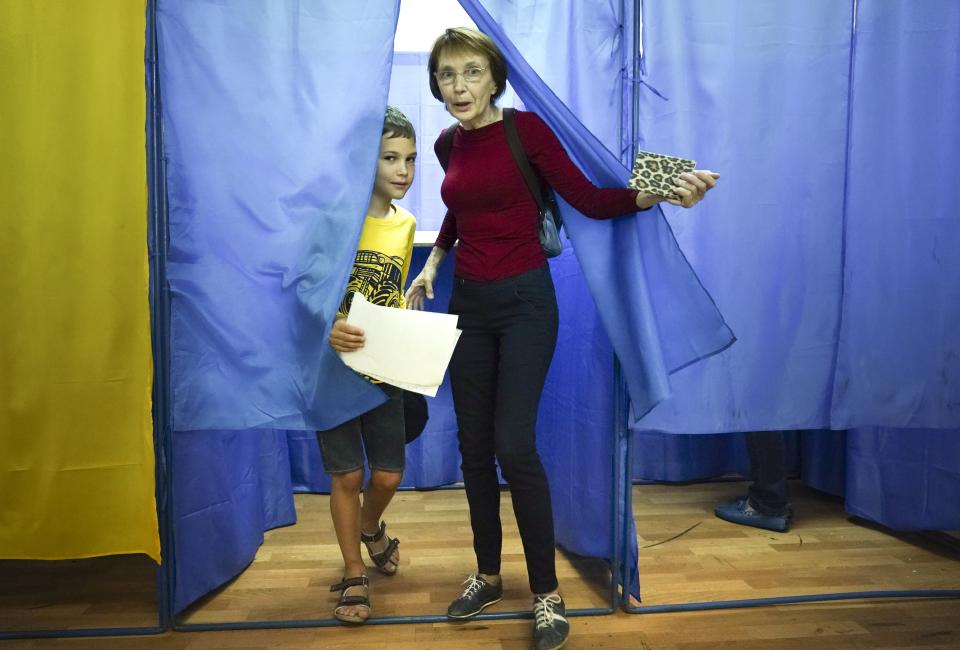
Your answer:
[844,428,960,531]
[801,430,847,497]
[171,430,296,614]
[633,2,959,433]
[159,0,399,434]
[635,0,855,434]
[632,431,801,484]
[631,0,960,550]
[831,0,960,428]
[157,0,401,613]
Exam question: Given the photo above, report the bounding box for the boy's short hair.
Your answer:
[383,106,416,142]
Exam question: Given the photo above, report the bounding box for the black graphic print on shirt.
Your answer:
[339,249,405,316]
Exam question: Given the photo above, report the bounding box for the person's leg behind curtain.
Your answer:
[746,430,790,515]
[716,430,792,531]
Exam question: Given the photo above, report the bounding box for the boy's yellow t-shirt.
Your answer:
[338,204,416,318]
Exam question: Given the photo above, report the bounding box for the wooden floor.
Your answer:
[179,488,610,624]
[3,481,959,648]
[634,482,960,604]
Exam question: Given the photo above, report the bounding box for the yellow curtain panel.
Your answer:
[0,1,159,561]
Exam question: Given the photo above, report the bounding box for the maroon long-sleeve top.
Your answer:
[434,110,640,282]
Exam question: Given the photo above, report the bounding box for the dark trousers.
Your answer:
[746,431,790,514]
[448,265,559,594]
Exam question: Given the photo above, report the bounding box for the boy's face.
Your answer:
[373,135,417,203]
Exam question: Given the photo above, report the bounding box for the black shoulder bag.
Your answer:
[402,390,428,445]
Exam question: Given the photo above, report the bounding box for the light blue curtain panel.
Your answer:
[831,0,960,429]
[635,0,855,434]
[159,0,400,433]
[635,0,960,434]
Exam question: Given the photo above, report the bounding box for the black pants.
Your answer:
[746,431,790,514]
[448,265,559,594]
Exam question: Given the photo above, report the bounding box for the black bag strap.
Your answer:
[436,122,458,171]
[501,107,546,214]
[435,109,545,215]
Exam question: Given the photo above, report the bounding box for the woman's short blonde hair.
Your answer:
[428,27,507,104]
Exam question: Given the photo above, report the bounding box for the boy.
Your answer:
[320,106,418,624]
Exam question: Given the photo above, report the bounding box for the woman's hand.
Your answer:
[636,191,663,210]
[329,317,365,353]
[405,266,437,311]
[405,246,447,311]
[666,170,720,208]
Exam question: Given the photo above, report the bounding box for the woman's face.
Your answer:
[435,49,498,130]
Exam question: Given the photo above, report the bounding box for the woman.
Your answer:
[405,28,718,650]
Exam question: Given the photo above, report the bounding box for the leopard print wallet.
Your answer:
[628,150,696,200]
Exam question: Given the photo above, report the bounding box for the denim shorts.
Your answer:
[316,384,405,474]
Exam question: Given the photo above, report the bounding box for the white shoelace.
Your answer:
[461,574,486,598]
[533,593,565,628]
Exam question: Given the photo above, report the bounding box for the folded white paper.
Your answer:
[337,293,461,396]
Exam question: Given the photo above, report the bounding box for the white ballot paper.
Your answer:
[338,293,461,397]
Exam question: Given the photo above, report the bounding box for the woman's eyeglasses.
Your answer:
[434,67,487,86]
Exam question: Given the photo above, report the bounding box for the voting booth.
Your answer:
[2,0,959,641]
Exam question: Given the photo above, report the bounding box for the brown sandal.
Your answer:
[330,575,370,624]
[361,521,400,575]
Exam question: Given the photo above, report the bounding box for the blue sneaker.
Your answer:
[715,497,791,532]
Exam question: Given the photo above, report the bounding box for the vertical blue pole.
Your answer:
[616,0,644,609]
[145,0,176,629]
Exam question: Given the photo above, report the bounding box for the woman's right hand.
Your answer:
[666,170,720,208]
[405,267,436,311]
[329,317,365,353]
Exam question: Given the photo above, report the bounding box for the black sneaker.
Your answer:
[446,574,503,619]
[533,593,569,650]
